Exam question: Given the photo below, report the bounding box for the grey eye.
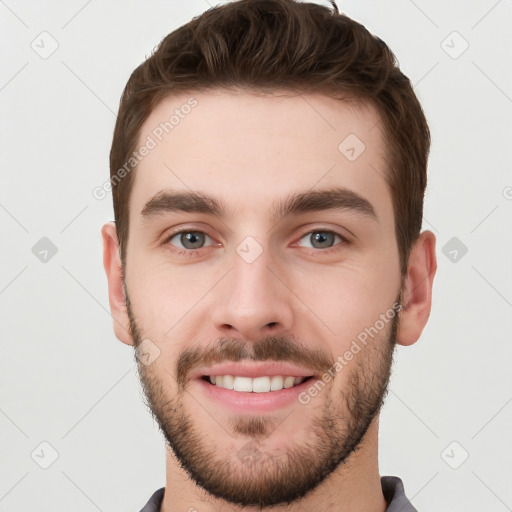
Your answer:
[299,231,341,249]
[169,231,212,250]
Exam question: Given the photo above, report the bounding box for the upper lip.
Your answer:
[190,362,317,380]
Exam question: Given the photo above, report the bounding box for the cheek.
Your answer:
[288,262,399,343]
[128,253,218,324]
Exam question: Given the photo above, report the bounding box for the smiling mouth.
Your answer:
[201,375,314,393]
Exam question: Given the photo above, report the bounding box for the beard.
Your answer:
[126,290,399,508]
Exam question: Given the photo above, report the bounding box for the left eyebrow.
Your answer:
[140,186,378,223]
[273,187,378,223]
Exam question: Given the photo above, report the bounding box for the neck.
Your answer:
[161,416,387,512]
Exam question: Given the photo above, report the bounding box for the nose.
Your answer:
[211,247,294,341]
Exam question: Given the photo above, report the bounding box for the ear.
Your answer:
[396,230,437,346]
[101,221,134,346]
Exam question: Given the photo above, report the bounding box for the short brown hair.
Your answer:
[109,0,430,276]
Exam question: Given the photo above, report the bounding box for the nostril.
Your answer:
[266,322,278,328]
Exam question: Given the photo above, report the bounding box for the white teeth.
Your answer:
[207,375,307,392]
[283,376,295,388]
[221,375,234,389]
[252,376,271,393]
[233,376,252,392]
[270,375,284,391]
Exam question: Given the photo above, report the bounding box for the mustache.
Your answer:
[176,336,334,391]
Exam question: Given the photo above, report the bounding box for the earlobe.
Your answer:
[396,230,437,347]
[101,221,134,346]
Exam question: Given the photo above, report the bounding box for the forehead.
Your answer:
[129,89,393,227]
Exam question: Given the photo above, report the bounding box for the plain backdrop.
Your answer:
[1,1,511,511]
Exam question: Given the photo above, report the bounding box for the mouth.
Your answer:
[191,362,319,412]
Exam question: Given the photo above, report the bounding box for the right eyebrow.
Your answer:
[140,190,229,219]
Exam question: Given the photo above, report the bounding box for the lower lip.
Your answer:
[194,377,314,413]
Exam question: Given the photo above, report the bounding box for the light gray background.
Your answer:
[1,0,511,510]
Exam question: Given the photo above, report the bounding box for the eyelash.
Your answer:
[162,228,349,257]
[161,230,208,258]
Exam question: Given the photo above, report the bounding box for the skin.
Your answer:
[102,89,437,511]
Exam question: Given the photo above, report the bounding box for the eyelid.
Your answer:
[293,226,352,245]
[161,222,215,240]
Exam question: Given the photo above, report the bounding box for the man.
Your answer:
[102,0,437,510]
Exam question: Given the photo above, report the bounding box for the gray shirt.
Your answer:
[139,476,418,511]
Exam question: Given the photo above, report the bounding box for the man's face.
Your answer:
[123,90,403,506]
